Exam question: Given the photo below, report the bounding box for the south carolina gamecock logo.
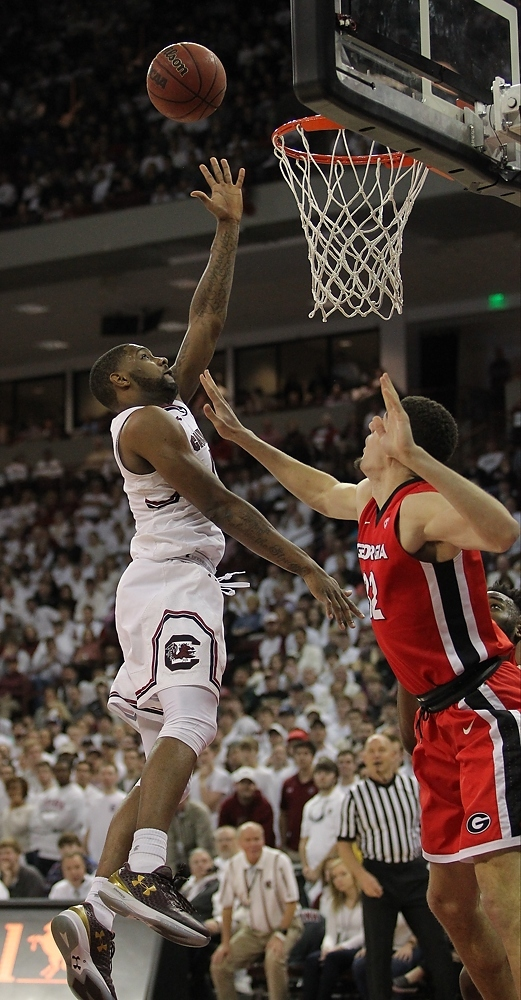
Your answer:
[164,634,201,670]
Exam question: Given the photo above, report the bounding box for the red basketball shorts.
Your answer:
[412,660,521,862]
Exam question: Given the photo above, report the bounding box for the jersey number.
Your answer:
[363,571,386,620]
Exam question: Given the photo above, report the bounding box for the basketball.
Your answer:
[146,42,226,122]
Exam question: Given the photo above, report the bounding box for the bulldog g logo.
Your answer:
[165,634,201,670]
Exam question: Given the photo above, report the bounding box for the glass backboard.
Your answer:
[290,0,521,204]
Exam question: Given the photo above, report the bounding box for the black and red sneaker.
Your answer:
[99,863,210,947]
[51,902,117,1000]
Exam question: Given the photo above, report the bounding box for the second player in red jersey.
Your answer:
[201,369,520,1000]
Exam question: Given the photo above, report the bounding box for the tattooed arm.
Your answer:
[119,405,364,629]
[173,158,244,404]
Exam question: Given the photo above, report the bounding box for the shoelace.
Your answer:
[217,571,250,596]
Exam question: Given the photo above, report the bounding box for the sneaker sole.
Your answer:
[51,910,116,1000]
[98,883,210,948]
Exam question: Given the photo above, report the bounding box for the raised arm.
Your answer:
[376,373,519,554]
[173,158,244,404]
[120,405,363,629]
[200,370,369,520]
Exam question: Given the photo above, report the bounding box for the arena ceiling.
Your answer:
[0,187,519,379]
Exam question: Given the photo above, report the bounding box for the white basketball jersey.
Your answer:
[111,402,225,569]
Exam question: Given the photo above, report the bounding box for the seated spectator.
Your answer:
[0,837,47,897]
[302,857,364,1000]
[218,767,275,847]
[45,831,96,889]
[0,776,34,853]
[211,822,302,1000]
[48,850,95,902]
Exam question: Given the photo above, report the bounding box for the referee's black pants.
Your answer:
[362,857,458,1000]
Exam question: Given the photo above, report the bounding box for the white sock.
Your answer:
[85,877,115,931]
[128,828,168,873]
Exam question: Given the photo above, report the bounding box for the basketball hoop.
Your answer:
[272,116,430,321]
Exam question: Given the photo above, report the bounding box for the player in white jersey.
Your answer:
[52,157,362,1000]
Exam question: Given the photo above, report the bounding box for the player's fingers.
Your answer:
[201,370,223,400]
[210,156,224,182]
[372,415,386,436]
[202,402,218,424]
[198,163,215,185]
[380,373,402,410]
[190,191,210,204]
[329,593,352,630]
[235,167,246,188]
[220,158,232,182]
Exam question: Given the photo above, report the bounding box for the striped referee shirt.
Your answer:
[338,773,421,863]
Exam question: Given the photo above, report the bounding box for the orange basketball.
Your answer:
[146,42,226,122]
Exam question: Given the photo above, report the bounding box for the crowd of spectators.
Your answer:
[0,0,300,230]
[0,390,518,996]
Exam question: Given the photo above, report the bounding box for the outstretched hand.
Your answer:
[200,369,245,440]
[371,373,417,464]
[191,157,245,223]
[302,565,364,630]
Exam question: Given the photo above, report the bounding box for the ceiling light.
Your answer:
[14,303,49,315]
[169,278,198,290]
[38,340,69,350]
[157,321,186,333]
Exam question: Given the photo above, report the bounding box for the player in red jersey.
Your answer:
[200,369,520,1000]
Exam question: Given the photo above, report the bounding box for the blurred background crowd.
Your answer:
[0,0,315,229]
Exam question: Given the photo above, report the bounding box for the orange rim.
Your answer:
[272,115,419,168]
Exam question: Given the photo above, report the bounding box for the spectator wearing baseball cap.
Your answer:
[309,717,337,765]
[258,614,284,669]
[217,768,275,847]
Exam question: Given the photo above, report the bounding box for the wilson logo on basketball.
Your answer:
[165,634,200,670]
[149,68,167,90]
[164,48,189,77]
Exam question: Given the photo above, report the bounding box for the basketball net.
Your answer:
[272,117,430,321]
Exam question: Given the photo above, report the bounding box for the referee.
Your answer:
[337,734,457,1000]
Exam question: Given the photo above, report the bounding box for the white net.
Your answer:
[273,123,429,321]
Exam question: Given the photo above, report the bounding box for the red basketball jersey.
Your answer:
[357,479,513,694]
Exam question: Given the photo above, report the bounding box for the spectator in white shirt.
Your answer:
[84,763,125,865]
[258,613,284,668]
[299,759,345,887]
[294,629,324,675]
[49,851,95,902]
[336,749,359,796]
[190,745,233,829]
[28,759,85,875]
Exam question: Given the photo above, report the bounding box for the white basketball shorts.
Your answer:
[107,556,226,726]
